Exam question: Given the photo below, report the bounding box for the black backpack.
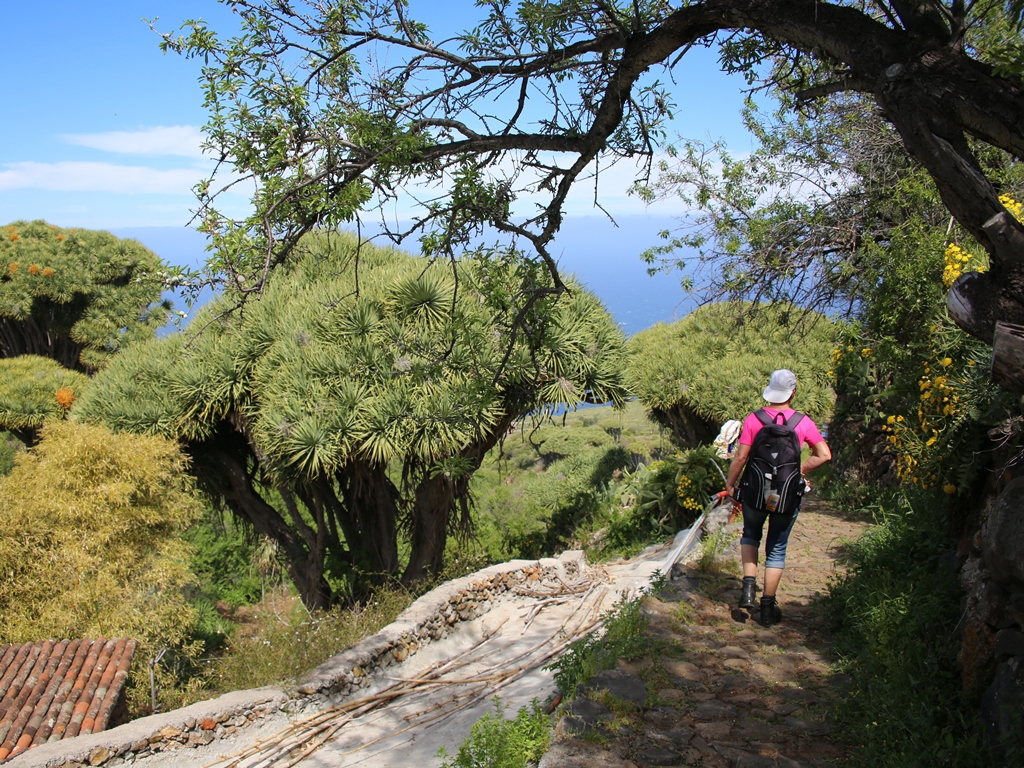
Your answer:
[739,409,806,515]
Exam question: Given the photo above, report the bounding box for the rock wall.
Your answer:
[4,553,584,768]
[959,477,1024,762]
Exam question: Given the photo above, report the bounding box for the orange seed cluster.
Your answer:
[55,387,76,410]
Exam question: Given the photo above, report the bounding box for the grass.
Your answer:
[203,585,413,693]
[695,525,739,575]
[469,400,670,562]
[546,591,653,697]
[820,486,992,767]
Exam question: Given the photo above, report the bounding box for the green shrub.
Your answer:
[183,509,267,608]
[821,488,990,767]
[471,414,637,560]
[600,445,726,557]
[205,586,412,692]
[547,593,650,696]
[438,698,551,768]
[627,302,836,446]
[0,421,202,715]
[0,355,90,443]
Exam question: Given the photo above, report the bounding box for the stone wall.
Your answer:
[5,553,584,768]
[958,477,1024,762]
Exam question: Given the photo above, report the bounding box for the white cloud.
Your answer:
[61,126,206,158]
[0,161,204,194]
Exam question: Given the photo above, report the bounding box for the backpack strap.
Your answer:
[754,409,771,425]
[785,412,805,429]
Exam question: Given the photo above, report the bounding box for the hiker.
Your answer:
[724,369,831,627]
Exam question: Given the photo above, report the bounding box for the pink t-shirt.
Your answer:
[738,408,824,448]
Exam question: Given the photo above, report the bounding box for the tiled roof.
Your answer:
[0,638,137,761]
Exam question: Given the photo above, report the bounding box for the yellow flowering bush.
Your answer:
[941,194,1021,288]
[676,474,703,513]
[881,323,997,493]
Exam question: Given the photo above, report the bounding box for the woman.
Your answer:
[724,369,832,627]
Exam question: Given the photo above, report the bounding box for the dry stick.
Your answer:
[205,689,411,768]
[363,638,521,718]
[274,719,349,768]
[205,579,618,767]
[403,608,606,731]
[338,616,607,758]
[205,619,512,768]
[329,607,608,759]
[416,619,605,734]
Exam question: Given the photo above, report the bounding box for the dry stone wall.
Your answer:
[958,477,1024,761]
[5,553,584,768]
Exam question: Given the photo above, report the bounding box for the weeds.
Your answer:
[671,601,694,629]
[695,525,738,574]
[547,592,651,696]
[821,488,991,767]
[437,697,550,768]
[205,586,412,692]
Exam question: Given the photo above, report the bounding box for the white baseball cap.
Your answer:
[763,369,797,404]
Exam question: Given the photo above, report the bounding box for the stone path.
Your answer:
[542,496,871,768]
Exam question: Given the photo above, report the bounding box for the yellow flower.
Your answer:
[27,264,40,275]
[887,415,896,425]
[943,484,957,494]
[861,347,872,358]
[41,267,55,277]
[999,194,1024,220]
[940,358,952,367]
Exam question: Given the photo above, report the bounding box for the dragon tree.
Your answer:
[77,233,627,609]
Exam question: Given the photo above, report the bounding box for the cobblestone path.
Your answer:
[543,496,871,768]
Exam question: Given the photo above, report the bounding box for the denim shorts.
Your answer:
[740,503,800,569]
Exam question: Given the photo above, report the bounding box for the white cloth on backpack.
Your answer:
[713,419,742,459]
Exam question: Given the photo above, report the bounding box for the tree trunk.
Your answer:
[401,414,516,585]
[0,298,90,372]
[992,322,1024,393]
[650,403,719,449]
[338,460,401,578]
[402,471,456,586]
[191,434,332,611]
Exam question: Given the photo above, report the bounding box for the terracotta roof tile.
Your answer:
[0,638,136,761]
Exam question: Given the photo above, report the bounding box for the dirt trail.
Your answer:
[544,495,871,768]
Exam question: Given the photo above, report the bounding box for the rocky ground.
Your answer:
[543,496,871,768]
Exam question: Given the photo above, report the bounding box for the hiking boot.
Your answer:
[760,595,782,627]
[740,577,757,610]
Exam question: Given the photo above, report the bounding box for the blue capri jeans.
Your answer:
[740,503,800,569]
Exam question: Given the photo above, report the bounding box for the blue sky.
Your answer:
[0,1,758,332]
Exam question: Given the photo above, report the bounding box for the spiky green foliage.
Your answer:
[78,233,627,605]
[0,355,89,441]
[0,421,201,712]
[626,303,835,446]
[0,221,170,371]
